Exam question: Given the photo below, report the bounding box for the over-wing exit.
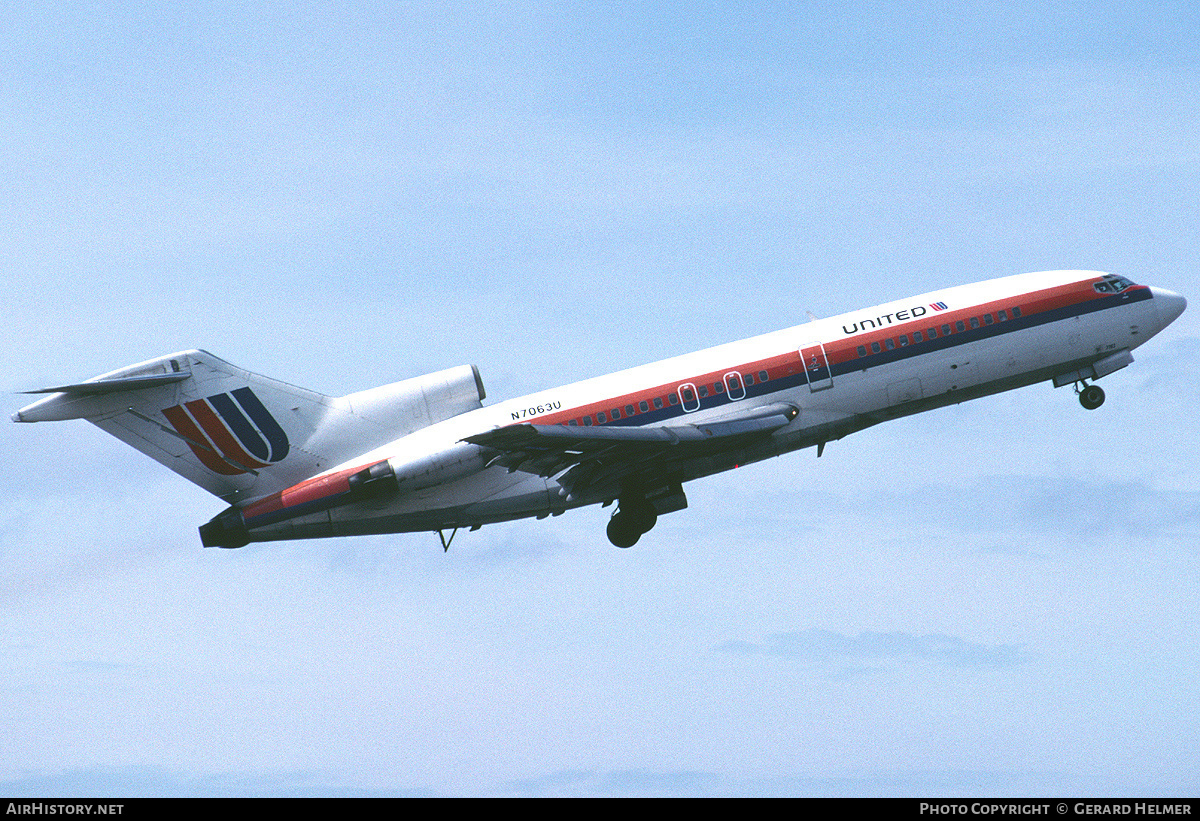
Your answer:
[13,270,1186,549]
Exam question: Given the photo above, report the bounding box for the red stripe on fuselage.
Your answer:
[532,350,798,429]
[531,275,1135,429]
[830,278,1140,366]
[241,465,362,521]
[234,275,1137,520]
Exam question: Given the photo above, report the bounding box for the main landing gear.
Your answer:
[1076,381,1106,410]
[606,497,658,548]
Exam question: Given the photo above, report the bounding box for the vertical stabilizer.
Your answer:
[14,350,336,502]
[14,350,486,504]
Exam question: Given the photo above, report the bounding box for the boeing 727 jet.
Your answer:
[13,270,1186,548]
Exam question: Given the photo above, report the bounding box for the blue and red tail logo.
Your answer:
[930,301,949,311]
[162,387,289,475]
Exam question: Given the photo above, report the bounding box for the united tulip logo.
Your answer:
[162,387,289,475]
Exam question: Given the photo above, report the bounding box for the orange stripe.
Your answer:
[162,405,245,475]
[184,400,269,471]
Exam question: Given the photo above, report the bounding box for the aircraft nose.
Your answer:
[1152,287,1187,329]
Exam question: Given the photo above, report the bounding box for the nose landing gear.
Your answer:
[1076,381,1105,410]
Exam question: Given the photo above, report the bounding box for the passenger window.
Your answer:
[871,341,881,354]
[983,313,993,325]
[758,371,768,382]
[857,345,867,357]
[657,396,667,409]
[583,416,593,426]
[610,408,620,419]
[927,327,937,339]
[714,381,724,393]
[596,411,607,423]
[698,385,708,398]
[898,334,909,347]
[913,331,923,343]
[568,419,578,426]
[955,320,966,333]
[626,404,635,416]
[885,338,895,350]
[745,372,756,386]
[942,324,951,336]
[639,400,649,413]
[1013,306,1022,318]
[970,317,980,329]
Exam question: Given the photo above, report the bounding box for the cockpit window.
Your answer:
[1094,274,1136,294]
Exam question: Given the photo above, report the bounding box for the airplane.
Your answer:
[12,270,1186,550]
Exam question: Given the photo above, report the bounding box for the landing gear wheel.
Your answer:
[607,512,641,548]
[624,500,657,535]
[1079,384,1105,410]
[607,498,659,548]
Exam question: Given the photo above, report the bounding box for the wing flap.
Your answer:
[464,402,798,498]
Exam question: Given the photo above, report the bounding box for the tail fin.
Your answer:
[13,350,485,504]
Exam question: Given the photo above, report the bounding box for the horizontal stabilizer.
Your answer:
[20,372,192,396]
[13,355,197,423]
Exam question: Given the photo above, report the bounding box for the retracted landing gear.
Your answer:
[606,497,658,548]
[1075,381,1106,410]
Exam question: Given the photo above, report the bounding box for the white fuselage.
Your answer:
[243,270,1185,543]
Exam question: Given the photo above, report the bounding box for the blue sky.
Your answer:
[3,1,1199,796]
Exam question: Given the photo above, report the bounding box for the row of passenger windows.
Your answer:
[856,307,1022,357]
[565,369,772,427]
[680,369,771,403]
[570,395,671,426]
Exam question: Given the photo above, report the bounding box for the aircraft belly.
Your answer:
[887,378,924,406]
[234,468,554,542]
[1078,298,1156,357]
[343,470,553,529]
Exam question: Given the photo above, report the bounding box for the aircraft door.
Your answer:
[799,342,833,391]
[724,371,746,401]
[678,382,701,412]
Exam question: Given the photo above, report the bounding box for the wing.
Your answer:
[463,402,798,499]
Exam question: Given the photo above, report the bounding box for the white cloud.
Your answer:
[718,628,1027,669]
